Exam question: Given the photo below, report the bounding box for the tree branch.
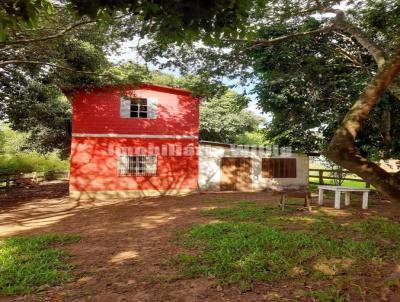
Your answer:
[0,60,110,77]
[0,19,96,47]
[325,49,400,201]
[334,45,362,66]
[328,9,387,67]
[225,25,334,47]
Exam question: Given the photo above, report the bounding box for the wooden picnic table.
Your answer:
[317,185,370,210]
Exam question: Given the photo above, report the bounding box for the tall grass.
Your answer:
[0,152,69,174]
[0,125,69,174]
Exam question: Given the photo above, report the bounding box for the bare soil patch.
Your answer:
[0,182,399,301]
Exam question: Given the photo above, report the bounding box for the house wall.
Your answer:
[198,144,309,191]
[72,85,199,136]
[70,85,200,199]
[70,137,198,199]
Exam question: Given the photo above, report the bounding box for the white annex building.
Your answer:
[198,141,309,192]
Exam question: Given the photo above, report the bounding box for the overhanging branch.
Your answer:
[0,19,95,47]
[225,25,334,46]
[0,60,111,77]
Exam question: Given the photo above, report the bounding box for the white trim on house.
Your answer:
[72,133,198,139]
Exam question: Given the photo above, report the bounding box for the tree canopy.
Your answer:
[126,0,400,201]
[200,90,264,143]
[2,0,400,200]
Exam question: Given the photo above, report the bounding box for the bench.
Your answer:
[273,190,313,212]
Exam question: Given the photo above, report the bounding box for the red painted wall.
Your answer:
[72,84,199,136]
[69,85,200,194]
[70,137,198,192]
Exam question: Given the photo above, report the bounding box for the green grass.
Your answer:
[173,202,400,295]
[0,234,80,295]
[308,286,350,302]
[309,177,370,188]
[0,151,69,174]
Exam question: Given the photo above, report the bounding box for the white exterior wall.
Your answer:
[198,144,309,191]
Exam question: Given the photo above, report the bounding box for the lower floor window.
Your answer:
[118,155,157,176]
[262,158,297,178]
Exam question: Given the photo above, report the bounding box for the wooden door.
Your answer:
[220,158,237,191]
[220,157,252,191]
[236,158,252,191]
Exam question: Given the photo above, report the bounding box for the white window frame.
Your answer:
[118,155,157,176]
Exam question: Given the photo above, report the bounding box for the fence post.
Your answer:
[319,170,324,185]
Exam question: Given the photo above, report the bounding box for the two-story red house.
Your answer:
[69,84,200,199]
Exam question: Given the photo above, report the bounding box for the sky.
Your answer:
[107,41,265,117]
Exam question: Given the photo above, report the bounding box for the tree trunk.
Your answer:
[333,10,400,102]
[325,50,400,202]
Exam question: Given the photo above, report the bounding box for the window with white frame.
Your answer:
[118,155,157,176]
[120,96,158,119]
[130,97,148,118]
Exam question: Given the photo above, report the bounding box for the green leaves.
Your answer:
[67,0,261,44]
[200,90,264,143]
[0,0,54,41]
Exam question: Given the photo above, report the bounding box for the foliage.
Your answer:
[0,5,123,153]
[0,125,69,174]
[132,1,400,162]
[104,64,228,98]
[235,131,268,146]
[325,159,349,186]
[199,91,264,143]
[1,0,264,43]
[2,84,72,155]
[174,202,400,294]
[0,125,30,154]
[0,152,69,174]
[249,19,400,157]
[0,0,54,40]
[67,0,260,44]
[0,234,80,295]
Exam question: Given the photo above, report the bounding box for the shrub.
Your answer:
[0,151,69,174]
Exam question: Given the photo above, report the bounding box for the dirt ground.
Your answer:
[1,182,400,302]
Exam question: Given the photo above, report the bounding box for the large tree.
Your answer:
[0,4,124,155]
[250,19,400,159]
[133,1,400,202]
[0,0,254,153]
[2,0,400,201]
[199,90,263,143]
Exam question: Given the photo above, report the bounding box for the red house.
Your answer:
[69,84,200,199]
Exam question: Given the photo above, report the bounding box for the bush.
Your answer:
[0,151,69,174]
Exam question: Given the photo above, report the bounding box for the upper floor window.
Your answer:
[130,98,148,118]
[120,96,158,119]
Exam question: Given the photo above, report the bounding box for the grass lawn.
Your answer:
[309,178,371,189]
[173,200,400,300]
[0,234,80,295]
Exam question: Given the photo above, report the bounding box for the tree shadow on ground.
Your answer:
[0,183,398,301]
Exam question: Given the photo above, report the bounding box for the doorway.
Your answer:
[220,157,252,191]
